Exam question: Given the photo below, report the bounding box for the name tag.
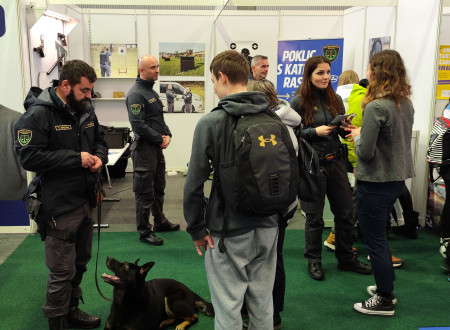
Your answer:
[55,125,72,131]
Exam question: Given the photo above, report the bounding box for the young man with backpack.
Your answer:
[183,50,296,330]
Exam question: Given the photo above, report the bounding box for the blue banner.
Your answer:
[276,38,344,102]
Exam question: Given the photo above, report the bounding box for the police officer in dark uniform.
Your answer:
[14,60,108,330]
[126,55,180,246]
[99,46,111,77]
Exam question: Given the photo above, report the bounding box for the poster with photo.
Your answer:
[368,36,391,59]
[159,80,204,113]
[159,42,205,76]
[90,43,138,78]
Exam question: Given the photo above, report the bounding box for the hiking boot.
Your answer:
[324,232,335,251]
[68,297,101,329]
[154,221,180,232]
[308,262,324,281]
[140,232,164,246]
[338,258,372,274]
[367,255,403,268]
[48,315,68,330]
[354,293,395,316]
[367,285,397,304]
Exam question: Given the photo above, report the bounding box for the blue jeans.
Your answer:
[356,180,404,294]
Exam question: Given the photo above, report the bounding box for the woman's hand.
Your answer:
[315,125,337,136]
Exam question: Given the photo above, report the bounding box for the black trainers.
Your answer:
[338,258,372,274]
[68,306,101,329]
[154,221,180,232]
[354,293,395,316]
[367,285,397,304]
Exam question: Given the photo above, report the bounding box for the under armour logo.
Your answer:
[258,134,277,147]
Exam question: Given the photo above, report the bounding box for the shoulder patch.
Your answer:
[131,104,141,115]
[85,121,94,128]
[55,125,72,131]
[18,129,32,146]
[149,98,156,104]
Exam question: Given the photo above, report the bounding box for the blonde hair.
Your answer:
[338,70,359,86]
[247,80,280,109]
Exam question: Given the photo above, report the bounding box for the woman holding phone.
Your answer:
[290,55,372,281]
[349,50,414,315]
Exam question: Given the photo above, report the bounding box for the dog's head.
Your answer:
[101,256,155,289]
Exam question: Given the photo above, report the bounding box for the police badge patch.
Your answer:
[18,129,32,146]
[322,45,340,62]
[131,104,141,115]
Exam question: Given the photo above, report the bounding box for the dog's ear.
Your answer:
[134,259,140,265]
[139,261,155,278]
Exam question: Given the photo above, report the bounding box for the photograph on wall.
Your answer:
[437,45,450,100]
[277,38,344,102]
[90,43,138,78]
[159,80,204,113]
[159,42,205,76]
[368,36,391,59]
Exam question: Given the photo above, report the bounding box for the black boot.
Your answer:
[68,297,101,329]
[391,211,419,239]
[48,315,68,330]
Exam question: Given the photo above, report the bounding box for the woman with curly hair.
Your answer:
[349,50,415,316]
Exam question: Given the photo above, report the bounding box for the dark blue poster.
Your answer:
[276,38,344,102]
[0,6,5,38]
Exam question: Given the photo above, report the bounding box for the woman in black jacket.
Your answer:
[290,56,371,281]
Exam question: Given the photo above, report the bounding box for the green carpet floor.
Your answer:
[0,229,449,329]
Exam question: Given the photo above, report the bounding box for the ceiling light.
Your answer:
[43,10,71,22]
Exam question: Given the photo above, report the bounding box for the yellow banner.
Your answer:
[437,45,450,100]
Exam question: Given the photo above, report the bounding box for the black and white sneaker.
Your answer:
[354,294,395,316]
[367,285,397,304]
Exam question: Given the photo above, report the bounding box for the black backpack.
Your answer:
[213,106,299,217]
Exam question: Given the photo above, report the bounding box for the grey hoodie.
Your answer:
[183,91,279,241]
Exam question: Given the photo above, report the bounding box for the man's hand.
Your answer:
[194,235,214,256]
[89,155,103,172]
[160,135,171,149]
[81,152,95,168]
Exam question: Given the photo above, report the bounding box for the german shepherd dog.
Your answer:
[102,257,214,330]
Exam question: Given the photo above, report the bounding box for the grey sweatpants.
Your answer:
[205,227,278,330]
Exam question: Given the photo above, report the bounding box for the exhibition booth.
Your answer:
[0,0,449,233]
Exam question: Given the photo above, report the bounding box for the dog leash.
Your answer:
[94,174,113,302]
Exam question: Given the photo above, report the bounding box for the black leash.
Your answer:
[94,175,112,302]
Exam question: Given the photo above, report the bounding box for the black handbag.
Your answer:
[297,137,323,203]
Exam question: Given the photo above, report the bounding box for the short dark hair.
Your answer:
[210,50,249,85]
[59,60,97,86]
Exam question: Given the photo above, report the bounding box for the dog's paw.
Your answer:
[160,318,176,328]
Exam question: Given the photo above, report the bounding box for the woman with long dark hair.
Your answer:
[290,56,372,281]
[349,50,415,315]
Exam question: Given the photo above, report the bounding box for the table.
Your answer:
[105,143,129,189]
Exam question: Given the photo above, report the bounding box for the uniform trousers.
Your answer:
[42,202,93,318]
[356,180,404,294]
[301,158,355,264]
[206,227,278,330]
[131,141,167,237]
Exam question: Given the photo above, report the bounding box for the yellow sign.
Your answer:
[437,45,450,100]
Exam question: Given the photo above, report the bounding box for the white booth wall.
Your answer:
[2,1,445,232]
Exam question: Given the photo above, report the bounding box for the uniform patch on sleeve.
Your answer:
[130,104,141,115]
[18,129,32,146]
[149,98,156,104]
[85,121,94,128]
[55,125,72,131]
